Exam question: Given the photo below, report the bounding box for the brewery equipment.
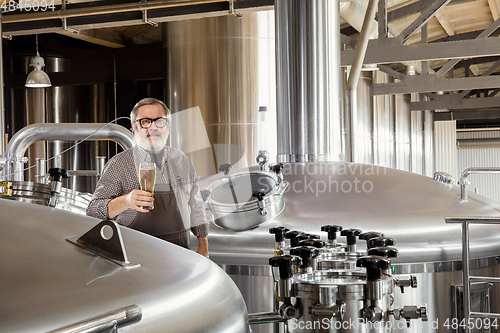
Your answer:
[198,162,500,333]
[1,198,249,332]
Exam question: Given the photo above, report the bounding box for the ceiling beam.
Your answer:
[435,9,455,35]
[58,29,125,48]
[341,37,500,66]
[1,0,273,35]
[373,75,500,95]
[411,95,500,110]
[488,0,500,21]
[386,0,474,23]
[435,17,500,78]
[396,0,452,44]
[456,58,500,98]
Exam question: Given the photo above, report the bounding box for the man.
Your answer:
[87,98,209,258]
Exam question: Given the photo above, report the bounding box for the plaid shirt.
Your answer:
[86,145,209,237]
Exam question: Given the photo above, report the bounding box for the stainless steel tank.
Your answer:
[2,199,249,332]
[196,162,500,332]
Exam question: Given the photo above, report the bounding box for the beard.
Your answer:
[134,128,169,153]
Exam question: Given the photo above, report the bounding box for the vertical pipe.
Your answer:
[0,13,5,159]
[345,0,379,162]
[462,221,471,333]
[276,0,341,162]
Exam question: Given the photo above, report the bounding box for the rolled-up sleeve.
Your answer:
[86,158,123,220]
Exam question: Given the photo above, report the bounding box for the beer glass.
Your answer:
[139,162,156,210]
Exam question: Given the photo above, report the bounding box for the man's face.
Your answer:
[132,104,169,153]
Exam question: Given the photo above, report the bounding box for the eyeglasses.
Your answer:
[135,117,169,129]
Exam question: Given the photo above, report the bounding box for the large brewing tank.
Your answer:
[196,162,500,332]
[1,199,249,333]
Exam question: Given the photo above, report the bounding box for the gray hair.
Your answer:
[130,98,170,123]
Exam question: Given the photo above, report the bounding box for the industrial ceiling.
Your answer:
[2,0,500,127]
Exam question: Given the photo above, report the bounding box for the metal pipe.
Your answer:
[275,0,341,162]
[346,0,379,92]
[48,305,142,333]
[4,123,133,181]
[459,167,500,201]
[3,0,222,24]
[248,312,285,325]
[345,0,378,162]
[462,221,470,333]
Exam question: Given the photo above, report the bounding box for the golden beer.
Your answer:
[139,162,156,210]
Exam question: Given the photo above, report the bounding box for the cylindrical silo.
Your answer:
[163,12,276,178]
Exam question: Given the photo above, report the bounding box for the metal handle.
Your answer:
[47,305,142,333]
[459,167,500,201]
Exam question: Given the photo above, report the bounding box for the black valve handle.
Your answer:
[368,246,399,258]
[270,163,284,174]
[321,225,343,241]
[341,229,362,246]
[252,189,267,202]
[297,239,325,249]
[290,246,320,268]
[296,233,320,243]
[359,231,384,241]
[367,237,395,249]
[218,163,232,175]
[269,255,302,279]
[285,230,305,247]
[48,168,69,182]
[356,256,391,280]
[269,227,290,243]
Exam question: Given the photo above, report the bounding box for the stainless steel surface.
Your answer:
[4,123,133,181]
[201,163,500,265]
[205,170,286,231]
[197,162,500,332]
[164,11,275,177]
[2,199,249,332]
[275,0,341,162]
[395,93,411,172]
[0,180,92,214]
[459,167,500,201]
[248,312,285,325]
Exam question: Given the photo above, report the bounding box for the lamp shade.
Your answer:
[25,69,51,88]
[25,54,51,88]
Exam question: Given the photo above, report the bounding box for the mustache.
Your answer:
[147,131,162,137]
